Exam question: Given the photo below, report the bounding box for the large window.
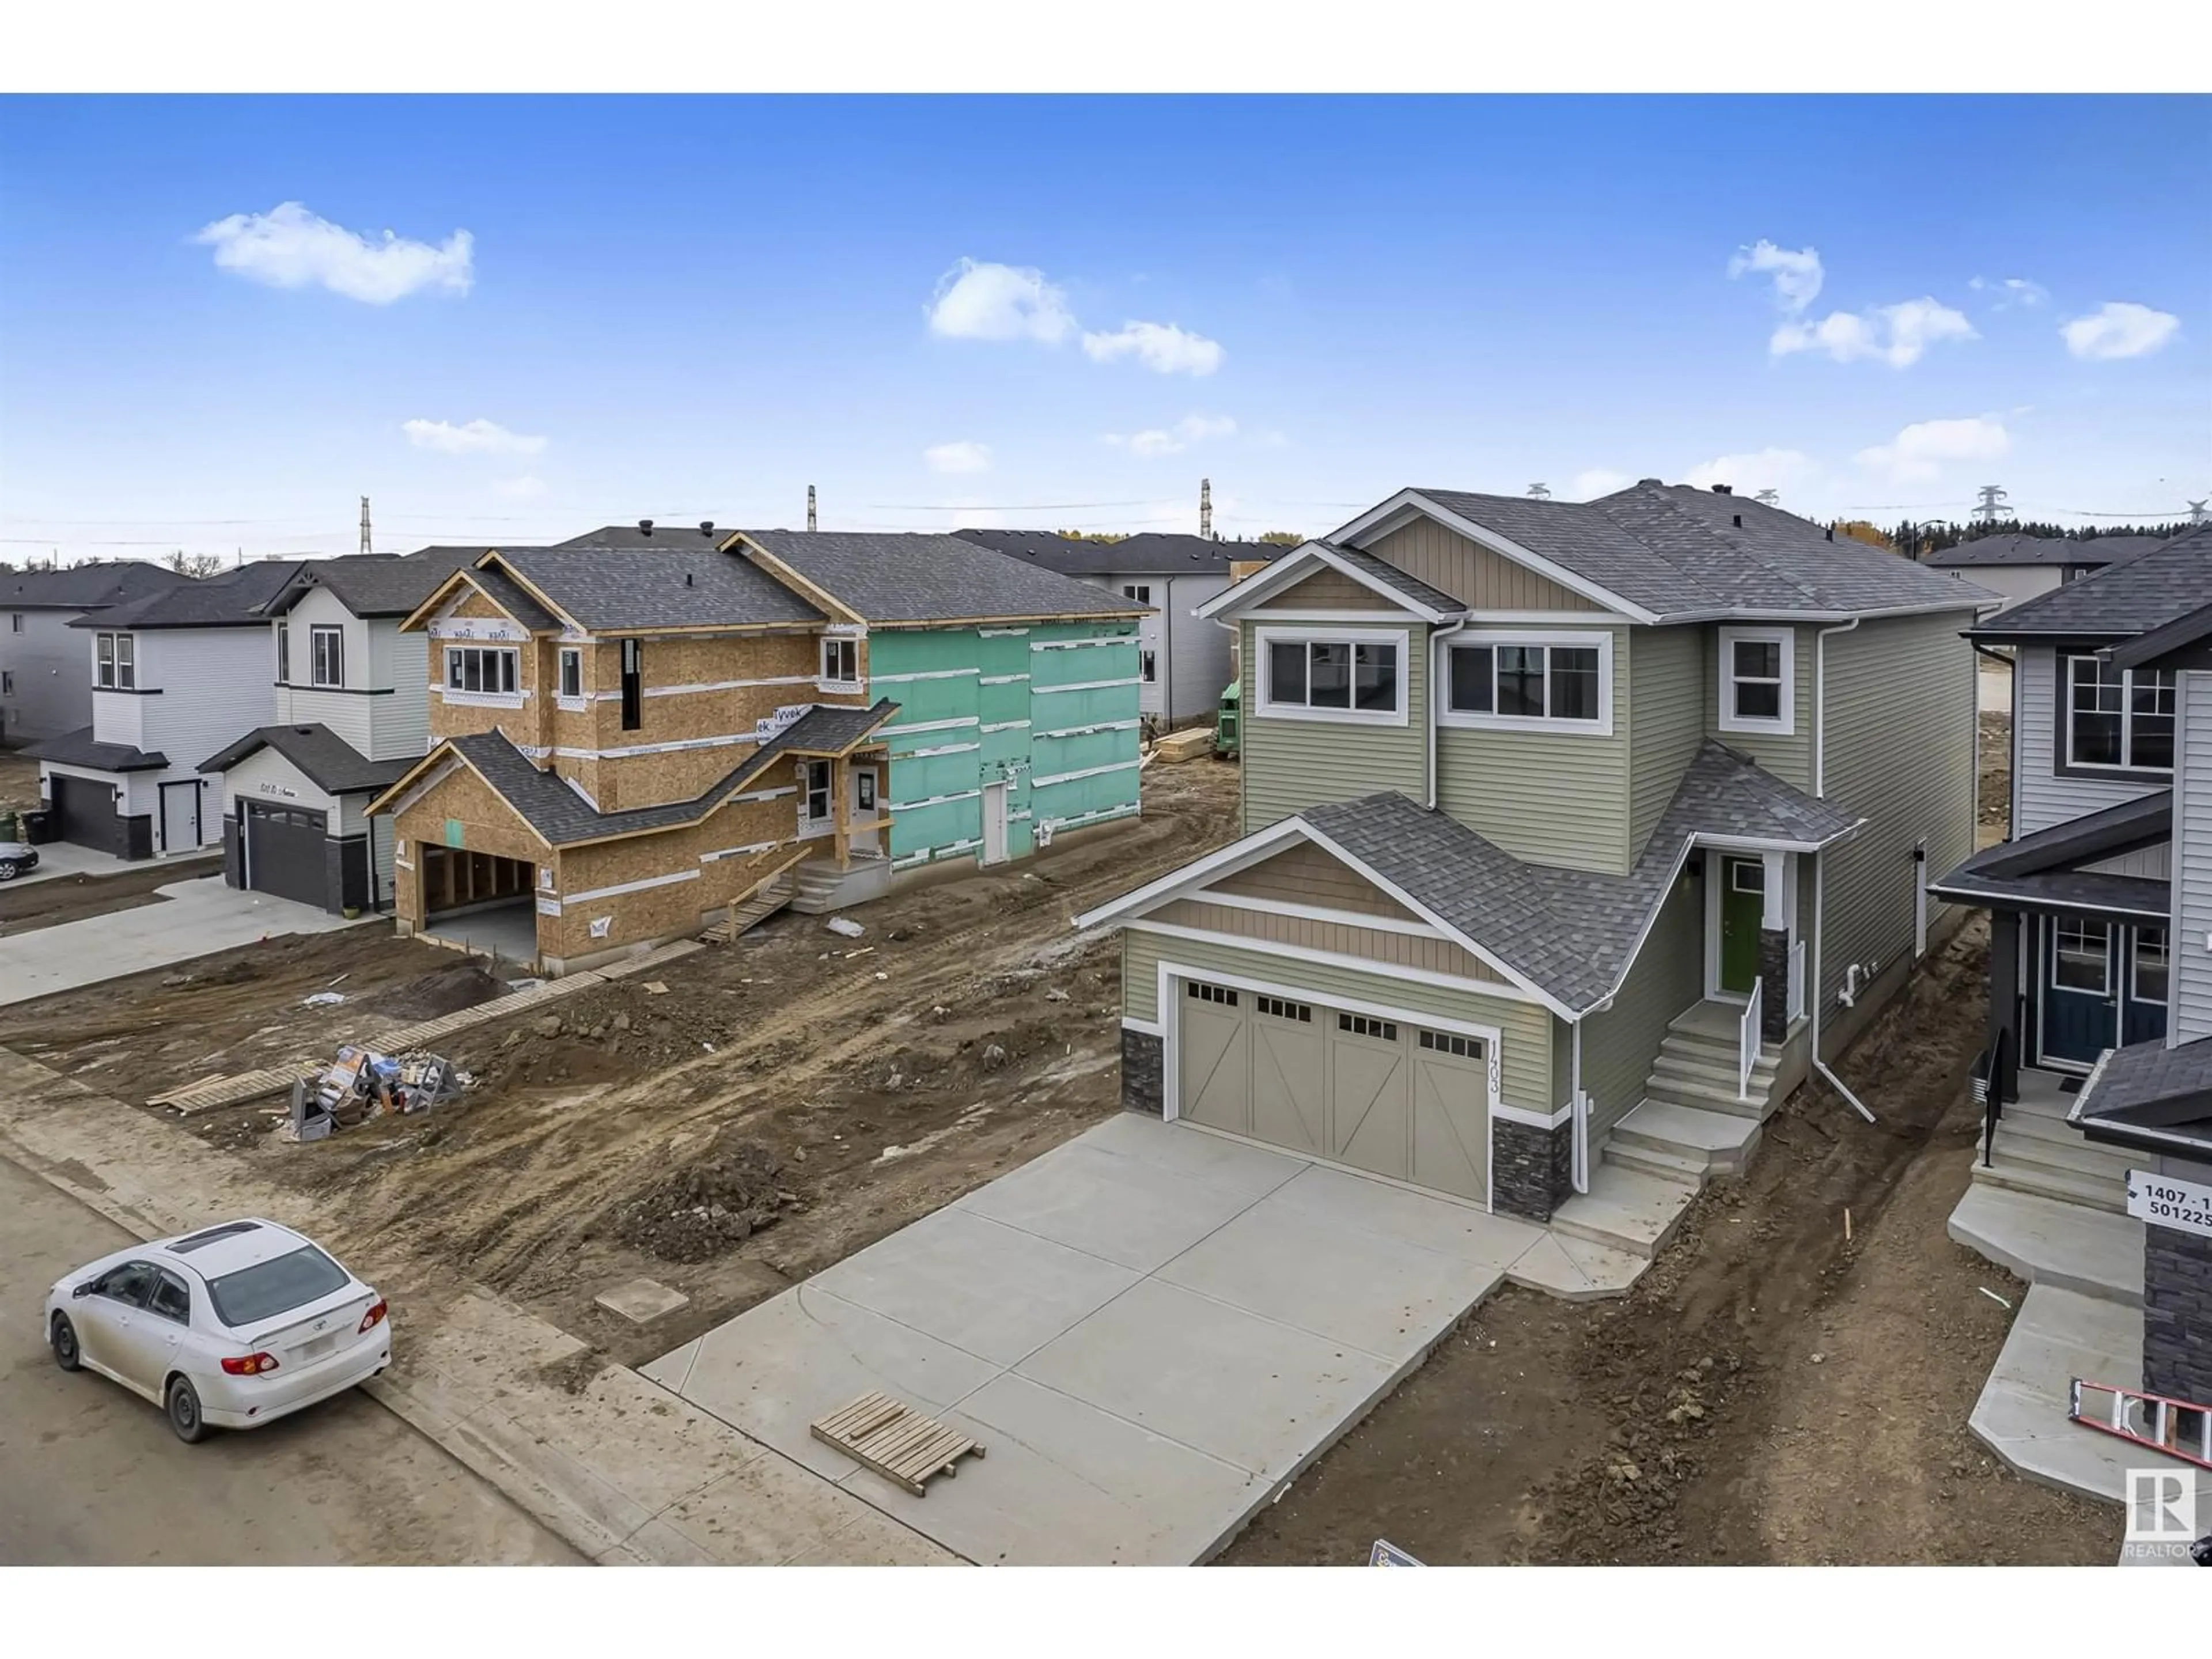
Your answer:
[444,645,519,696]
[821,636,858,684]
[309,625,344,688]
[802,759,832,823]
[2067,656,2173,772]
[1443,632,1610,733]
[1259,629,1406,723]
[558,647,583,700]
[1718,626,1794,734]
[95,631,135,690]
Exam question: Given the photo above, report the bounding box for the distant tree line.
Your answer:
[1887,518,2195,558]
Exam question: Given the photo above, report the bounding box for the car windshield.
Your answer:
[204,1245,351,1328]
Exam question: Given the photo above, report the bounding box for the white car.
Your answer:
[0,839,37,881]
[44,1218,390,1442]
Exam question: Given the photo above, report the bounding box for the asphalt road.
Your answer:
[0,1153,582,1565]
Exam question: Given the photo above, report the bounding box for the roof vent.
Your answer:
[1732,513,1743,528]
[1825,525,1834,541]
[638,518,654,536]
[684,571,694,586]
[294,725,314,736]
[700,521,714,536]
[1710,483,1733,495]
[1637,477,1663,487]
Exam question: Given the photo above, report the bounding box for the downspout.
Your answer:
[1427,616,1470,809]
[1810,617,1877,1123]
[1570,1015,1589,1194]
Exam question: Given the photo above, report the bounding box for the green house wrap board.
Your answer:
[870,621,1142,868]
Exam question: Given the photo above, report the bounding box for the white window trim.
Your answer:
[1254,624,1410,728]
[2063,654,2174,774]
[1717,626,1795,736]
[309,624,345,689]
[444,644,521,699]
[557,646,584,702]
[1438,629,1614,737]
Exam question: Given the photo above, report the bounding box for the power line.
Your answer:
[863,498,1169,512]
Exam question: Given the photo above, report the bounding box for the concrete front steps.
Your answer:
[1643,1002,1786,1124]
[789,853,896,916]
[1549,1163,1699,1261]
[1967,1089,2134,1215]
[1605,1099,1762,1182]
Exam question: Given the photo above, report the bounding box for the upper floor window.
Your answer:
[445,645,518,697]
[96,631,135,690]
[9,613,21,633]
[821,636,859,684]
[558,647,584,700]
[1718,626,1794,735]
[2067,656,2173,772]
[1260,628,1405,724]
[1442,631,1611,735]
[1123,583,1152,605]
[310,625,344,688]
[275,622,289,684]
[1139,647,1158,684]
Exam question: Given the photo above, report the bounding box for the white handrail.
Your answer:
[1738,979,1763,1102]
[1787,940,1807,1022]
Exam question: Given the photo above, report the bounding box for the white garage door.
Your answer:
[1175,978,1491,1204]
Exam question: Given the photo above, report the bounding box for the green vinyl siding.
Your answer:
[1122,925,1555,1113]
[1814,610,1978,1047]
[1578,866,1704,1138]
[1434,622,1633,876]
[872,621,1140,866]
[1628,624,1706,851]
[1707,623,1815,790]
[1240,618,1428,834]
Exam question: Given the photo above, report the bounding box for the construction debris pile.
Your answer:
[286,1044,472,1142]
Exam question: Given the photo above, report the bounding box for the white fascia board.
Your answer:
[1070,817,1312,930]
[1192,541,1453,626]
[1328,490,1660,626]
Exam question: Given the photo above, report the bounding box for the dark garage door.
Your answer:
[243,801,329,909]
[50,774,127,858]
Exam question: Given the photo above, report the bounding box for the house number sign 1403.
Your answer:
[2127,1170,2212,1239]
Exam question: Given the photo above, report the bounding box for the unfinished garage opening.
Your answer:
[418,843,541,965]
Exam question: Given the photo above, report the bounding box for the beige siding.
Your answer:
[1707,623,1815,790]
[1578,869,1704,1138]
[1366,517,1594,611]
[1154,898,1507,983]
[1434,622,1633,875]
[1266,568,1395,610]
[1123,926,1554,1112]
[1817,611,1979,1051]
[1628,624,1705,851]
[1213,841,1419,920]
[1241,619,1428,833]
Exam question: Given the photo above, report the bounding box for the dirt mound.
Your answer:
[609,1128,793,1263]
[373,962,506,1023]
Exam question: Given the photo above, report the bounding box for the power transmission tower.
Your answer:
[2188,498,2208,527]
[806,485,817,533]
[1753,488,1781,506]
[1972,484,2010,525]
[1526,483,1551,499]
[1199,478,1213,539]
[358,495,372,555]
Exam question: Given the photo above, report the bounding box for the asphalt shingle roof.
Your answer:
[22,727,168,772]
[491,546,823,632]
[198,724,415,793]
[1,562,190,612]
[2075,1035,2212,1137]
[73,560,308,630]
[455,566,563,632]
[262,550,490,619]
[1940,790,2171,884]
[1313,543,1467,615]
[953,529,1285,578]
[739,531,1148,625]
[1927,533,2162,569]
[1969,528,2212,639]
[555,523,734,550]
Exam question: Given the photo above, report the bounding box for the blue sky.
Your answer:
[1,94,2204,561]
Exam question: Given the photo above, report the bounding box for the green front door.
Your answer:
[1718,855,1765,994]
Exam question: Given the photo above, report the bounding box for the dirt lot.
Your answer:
[0,851,223,935]
[1979,710,2010,842]
[0,751,39,818]
[1219,915,2115,1567]
[3,757,1244,1370]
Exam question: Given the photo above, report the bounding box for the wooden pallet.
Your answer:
[809,1391,984,1496]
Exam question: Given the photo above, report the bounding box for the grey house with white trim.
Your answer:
[1078,482,1993,1238]
[1924,532,2164,613]
[1,562,189,746]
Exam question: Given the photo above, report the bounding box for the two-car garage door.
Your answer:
[1176,978,1493,1204]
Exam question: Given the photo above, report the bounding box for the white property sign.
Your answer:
[2127,1169,2212,1239]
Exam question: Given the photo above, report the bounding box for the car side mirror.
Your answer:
[72,1282,93,1299]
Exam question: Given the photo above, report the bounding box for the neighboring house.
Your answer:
[1925,533,2164,613]
[1931,527,2212,1408]
[23,560,305,860]
[1076,481,1992,1232]
[198,550,480,914]
[0,562,190,745]
[365,525,1145,975]
[954,529,1282,725]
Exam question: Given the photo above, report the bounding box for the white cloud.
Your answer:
[924,440,993,475]
[491,475,545,499]
[2061,301,2180,361]
[1569,468,1634,499]
[1854,416,2010,483]
[1683,449,1817,497]
[1771,297,1976,368]
[402,418,547,457]
[1081,320,1226,377]
[194,201,473,304]
[925,259,1075,343]
[1104,414,1236,457]
[1727,240,1824,313]
[1969,275,2049,309]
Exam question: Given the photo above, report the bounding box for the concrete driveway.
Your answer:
[644,1112,1551,1565]
[0,876,358,1007]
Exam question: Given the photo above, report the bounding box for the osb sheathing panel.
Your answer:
[1153,897,1506,984]
[430,698,539,744]
[390,761,548,868]
[446,585,525,624]
[550,795,802,956]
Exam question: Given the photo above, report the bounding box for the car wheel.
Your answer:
[0,860,20,882]
[50,1313,81,1372]
[165,1375,209,1443]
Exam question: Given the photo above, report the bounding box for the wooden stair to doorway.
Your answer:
[702,853,808,944]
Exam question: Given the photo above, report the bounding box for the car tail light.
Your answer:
[221,1351,280,1376]
[359,1299,388,1334]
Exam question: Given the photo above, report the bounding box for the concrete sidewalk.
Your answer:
[645,1113,1552,1565]
[0,1046,953,1567]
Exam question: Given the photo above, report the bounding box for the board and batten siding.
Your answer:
[1363,517,1592,610]
[2171,671,2212,1043]
[2012,643,2171,837]
[1704,622,1815,791]
[1817,611,1979,1043]
[1628,623,1706,852]
[1240,616,1428,834]
[1270,568,1394,611]
[1434,622,1632,876]
[1213,840,1421,920]
[1121,925,1554,1112]
[1577,868,1705,1139]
